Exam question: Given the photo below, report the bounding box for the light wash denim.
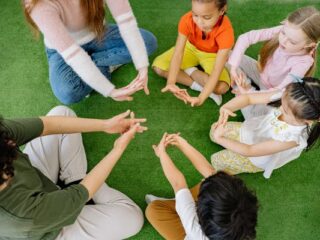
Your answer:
[46,24,157,104]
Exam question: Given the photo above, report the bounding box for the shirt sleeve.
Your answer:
[175,189,208,240]
[178,13,190,36]
[228,25,282,68]
[275,57,314,89]
[2,118,43,146]
[30,184,89,231]
[29,2,115,96]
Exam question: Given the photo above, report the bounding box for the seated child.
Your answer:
[146,133,258,240]
[210,77,320,178]
[153,0,234,106]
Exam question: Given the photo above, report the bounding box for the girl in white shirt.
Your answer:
[210,77,320,178]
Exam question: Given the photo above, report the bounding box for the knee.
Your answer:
[213,82,229,95]
[140,29,158,56]
[124,205,144,237]
[153,66,167,78]
[47,105,77,117]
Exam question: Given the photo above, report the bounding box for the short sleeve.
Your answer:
[215,17,234,49]
[30,184,89,231]
[2,118,43,146]
[178,13,191,36]
[176,189,208,240]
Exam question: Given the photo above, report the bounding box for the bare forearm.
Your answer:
[167,52,183,85]
[80,147,124,199]
[40,116,105,136]
[216,137,253,156]
[159,152,187,193]
[179,141,215,178]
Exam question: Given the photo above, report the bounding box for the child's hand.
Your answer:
[187,96,203,107]
[230,66,242,87]
[113,123,146,151]
[232,72,252,95]
[162,84,190,103]
[152,133,168,158]
[211,122,228,143]
[164,133,187,148]
[218,106,236,126]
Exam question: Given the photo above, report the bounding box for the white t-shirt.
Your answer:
[175,189,208,240]
[240,107,308,179]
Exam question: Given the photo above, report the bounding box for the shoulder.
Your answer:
[221,15,233,29]
[27,0,60,16]
[179,11,193,24]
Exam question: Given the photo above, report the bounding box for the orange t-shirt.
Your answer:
[178,11,234,53]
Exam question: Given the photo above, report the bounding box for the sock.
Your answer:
[190,81,222,105]
[145,194,175,204]
[184,67,198,76]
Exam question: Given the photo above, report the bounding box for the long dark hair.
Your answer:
[0,118,17,185]
[269,77,320,150]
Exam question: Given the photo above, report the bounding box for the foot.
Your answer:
[209,93,222,105]
[109,64,123,73]
[145,194,174,204]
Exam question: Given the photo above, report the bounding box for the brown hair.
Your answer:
[23,0,106,40]
[192,0,227,11]
[259,6,320,77]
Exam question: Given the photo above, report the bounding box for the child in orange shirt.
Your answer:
[153,0,234,106]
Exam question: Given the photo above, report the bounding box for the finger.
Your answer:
[226,109,236,117]
[130,111,135,119]
[152,145,157,152]
[161,86,169,93]
[160,132,167,144]
[144,85,150,95]
[118,109,131,118]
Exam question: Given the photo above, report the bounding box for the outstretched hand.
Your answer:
[104,110,147,134]
[164,133,186,148]
[113,122,147,151]
[161,84,191,104]
[218,106,236,126]
[110,76,144,101]
[152,132,168,158]
[134,67,150,95]
[231,71,252,95]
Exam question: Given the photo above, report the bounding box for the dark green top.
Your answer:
[0,118,89,240]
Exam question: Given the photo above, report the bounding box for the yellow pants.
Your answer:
[209,122,263,175]
[145,184,201,240]
[152,41,231,85]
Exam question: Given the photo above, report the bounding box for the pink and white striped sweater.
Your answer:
[26,0,149,97]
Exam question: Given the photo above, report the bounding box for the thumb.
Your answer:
[144,85,150,95]
[161,86,168,93]
[119,109,131,118]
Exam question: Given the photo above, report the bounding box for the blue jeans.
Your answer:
[46,24,158,104]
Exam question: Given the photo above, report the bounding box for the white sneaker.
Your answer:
[145,194,174,204]
[109,64,123,73]
[209,93,222,105]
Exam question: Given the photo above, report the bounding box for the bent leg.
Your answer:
[23,106,87,184]
[57,184,143,240]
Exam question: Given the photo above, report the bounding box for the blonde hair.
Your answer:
[23,0,106,40]
[259,6,320,77]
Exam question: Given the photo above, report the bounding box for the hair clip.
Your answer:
[290,74,304,83]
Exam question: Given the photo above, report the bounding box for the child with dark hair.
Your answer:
[146,133,258,240]
[211,77,320,179]
[0,106,147,239]
[153,0,234,106]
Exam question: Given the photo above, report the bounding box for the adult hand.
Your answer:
[104,110,147,134]
[152,132,168,158]
[110,77,144,101]
[218,106,236,126]
[113,122,147,151]
[134,67,149,95]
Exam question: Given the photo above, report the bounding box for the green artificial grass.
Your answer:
[0,0,320,239]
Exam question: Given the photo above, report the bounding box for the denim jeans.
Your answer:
[46,24,158,104]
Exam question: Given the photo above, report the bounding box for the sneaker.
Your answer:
[109,64,123,73]
[145,194,174,204]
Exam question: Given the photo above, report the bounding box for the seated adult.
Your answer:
[23,0,158,104]
[0,106,147,239]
